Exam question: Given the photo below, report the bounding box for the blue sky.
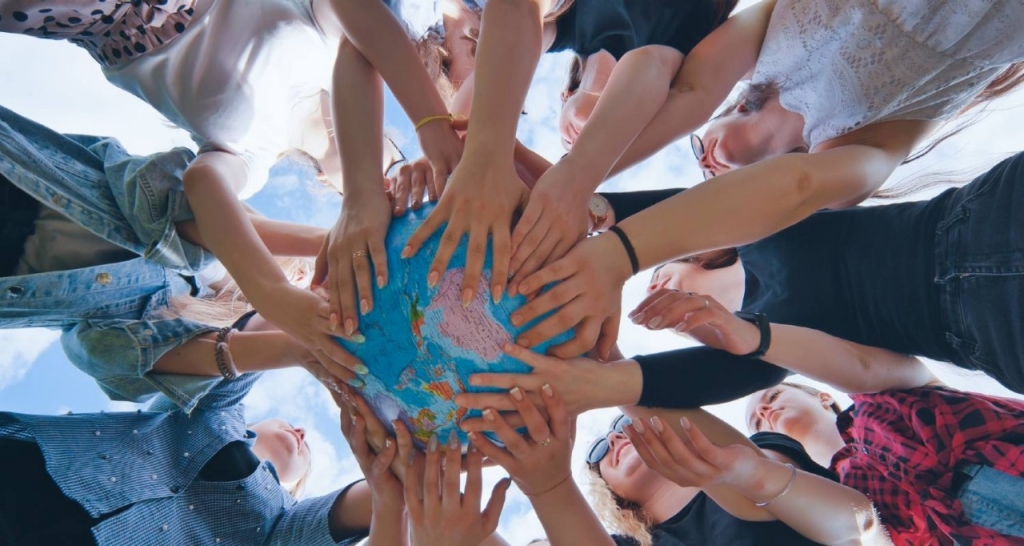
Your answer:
[5,4,1024,541]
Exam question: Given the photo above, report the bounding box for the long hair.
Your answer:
[584,464,654,546]
[414,5,481,106]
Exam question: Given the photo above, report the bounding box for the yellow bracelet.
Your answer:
[414,113,454,131]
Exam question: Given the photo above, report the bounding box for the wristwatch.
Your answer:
[587,194,610,234]
[734,311,772,358]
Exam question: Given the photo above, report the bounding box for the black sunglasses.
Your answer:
[585,414,631,465]
[689,133,713,181]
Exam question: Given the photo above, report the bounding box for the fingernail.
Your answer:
[345,318,355,337]
[401,245,412,259]
[511,314,523,326]
[542,383,553,398]
[351,333,366,344]
[492,286,502,304]
[508,283,518,297]
[519,283,531,295]
[427,271,440,288]
[468,443,478,453]
[354,364,369,375]
[650,416,665,433]
[627,309,638,319]
[675,322,687,332]
[483,409,496,422]
[391,419,401,429]
[408,451,416,466]
[648,316,662,329]
[330,313,339,332]
[632,419,646,433]
[346,378,365,389]
[448,430,459,450]
[385,438,393,448]
[428,434,439,452]
[517,338,530,348]
[467,431,477,439]
[631,312,645,324]
[360,299,369,315]
[680,417,691,430]
[503,343,516,353]
[469,376,481,386]
[461,288,473,308]
[377,275,386,289]
[510,387,524,401]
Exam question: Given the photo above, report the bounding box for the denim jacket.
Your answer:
[0,373,366,546]
[0,105,223,411]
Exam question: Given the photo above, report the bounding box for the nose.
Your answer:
[294,427,306,441]
[756,404,774,428]
[647,277,668,294]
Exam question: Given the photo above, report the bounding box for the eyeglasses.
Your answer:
[689,133,713,181]
[585,414,631,465]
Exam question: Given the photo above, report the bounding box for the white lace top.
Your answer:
[752,0,1024,149]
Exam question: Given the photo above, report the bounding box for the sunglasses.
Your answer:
[585,414,631,465]
[689,133,714,181]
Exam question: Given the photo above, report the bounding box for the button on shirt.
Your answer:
[0,373,364,546]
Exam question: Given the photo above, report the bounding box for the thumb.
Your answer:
[450,116,469,132]
[481,478,511,532]
[312,245,329,288]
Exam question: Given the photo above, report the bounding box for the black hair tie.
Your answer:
[607,225,640,276]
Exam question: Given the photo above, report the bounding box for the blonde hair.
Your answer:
[584,464,653,546]
[286,446,312,498]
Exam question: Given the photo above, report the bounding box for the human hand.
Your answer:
[624,415,764,492]
[629,289,760,355]
[403,430,510,546]
[313,188,392,337]
[339,396,404,511]
[259,285,367,378]
[512,233,634,359]
[416,118,464,197]
[390,158,435,216]
[467,384,574,498]
[404,156,529,307]
[456,343,616,423]
[508,159,592,294]
[512,139,553,188]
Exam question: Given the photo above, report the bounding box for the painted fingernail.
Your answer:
[468,443,478,453]
[345,318,355,337]
[391,419,401,429]
[510,387,524,401]
[511,313,523,326]
[351,333,366,344]
[346,377,365,389]
[517,338,531,348]
[483,409,496,422]
[354,364,369,375]
[648,316,662,329]
[467,431,477,439]
[627,309,638,319]
[428,434,439,452]
[650,416,665,433]
[360,299,369,315]
[632,419,646,433]
[377,275,386,289]
[492,286,502,304]
[680,417,691,430]
[428,271,440,288]
[542,383,553,397]
[631,312,645,324]
[448,430,459,450]
[461,288,473,308]
[503,343,516,353]
[401,245,412,259]
[385,438,393,448]
[675,322,687,333]
[329,313,339,332]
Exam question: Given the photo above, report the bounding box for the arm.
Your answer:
[176,216,326,257]
[526,480,616,546]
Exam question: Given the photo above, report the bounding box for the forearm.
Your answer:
[151,330,303,376]
[249,216,327,257]
[325,0,449,119]
[183,155,290,306]
[529,480,616,546]
[463,0,546,157]
[366,502,407,546]
[333,38,386,198]
[600,189,684,223]
[738,458,888,546]
[569,46,684,188]
[764,324,936,393]
[635,347,789,408]
[329,481,374,542]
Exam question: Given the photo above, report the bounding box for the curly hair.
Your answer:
[584,463,654,546]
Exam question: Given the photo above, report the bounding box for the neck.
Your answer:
[641,482,695,525]
[799,422,847,468]
[766,96,808,152]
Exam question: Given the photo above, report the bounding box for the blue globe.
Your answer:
[337,203,573,449]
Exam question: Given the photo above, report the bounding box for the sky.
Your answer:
[3,3,1024,543]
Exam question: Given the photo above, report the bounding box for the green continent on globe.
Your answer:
[336,203,573,449]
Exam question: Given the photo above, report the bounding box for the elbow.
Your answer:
[619,46,684,82]
[840,505,889,546]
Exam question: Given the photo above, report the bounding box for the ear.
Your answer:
[818,392,833,409]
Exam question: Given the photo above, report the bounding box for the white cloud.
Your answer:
[0,328,60,392]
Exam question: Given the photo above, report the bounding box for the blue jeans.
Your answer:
[935,152,1024,394]
[956,464,1024,539]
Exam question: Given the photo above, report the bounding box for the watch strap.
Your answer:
[734,311,771,358]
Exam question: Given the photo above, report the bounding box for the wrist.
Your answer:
[564,147,613,188]
[599,359,643,407]
[742,458,793,504]
[599,229,638,281]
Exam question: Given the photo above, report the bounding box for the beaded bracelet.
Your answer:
[754,463,797,507]
[214,327,239,380]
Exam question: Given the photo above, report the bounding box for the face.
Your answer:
[647,261,694,294]
[698,100,783,176]
[251,418,311,483]
[559,51,617,150]
[597,431,669,504]
[442,2,480,89]
[745,385,836,443]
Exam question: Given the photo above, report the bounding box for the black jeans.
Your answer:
[0,439,99,546]
[0,174,40,278]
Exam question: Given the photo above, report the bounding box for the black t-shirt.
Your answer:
[611,432,835,546]
[548,0,723,59]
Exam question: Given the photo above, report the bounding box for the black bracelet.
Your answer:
[214,327,239,380]
[734,311,771,358]
[607,225,639,276]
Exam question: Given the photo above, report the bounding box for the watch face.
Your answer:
[589,194,609,216]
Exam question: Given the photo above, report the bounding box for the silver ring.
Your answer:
[536,437,552,447]
[352,250,368,259]
[703,298,710,310]
[507,272,515,282]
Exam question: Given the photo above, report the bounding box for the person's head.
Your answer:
[745,383,842,444]
[250,418,313,495]
[647,248,737,295]
[696,82,808,176]
[559,50,617,150]
[413,1,481,105]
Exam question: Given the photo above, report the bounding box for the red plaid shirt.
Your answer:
[830,387,1024,545]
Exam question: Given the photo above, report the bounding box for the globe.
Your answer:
[337,203,573,450]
